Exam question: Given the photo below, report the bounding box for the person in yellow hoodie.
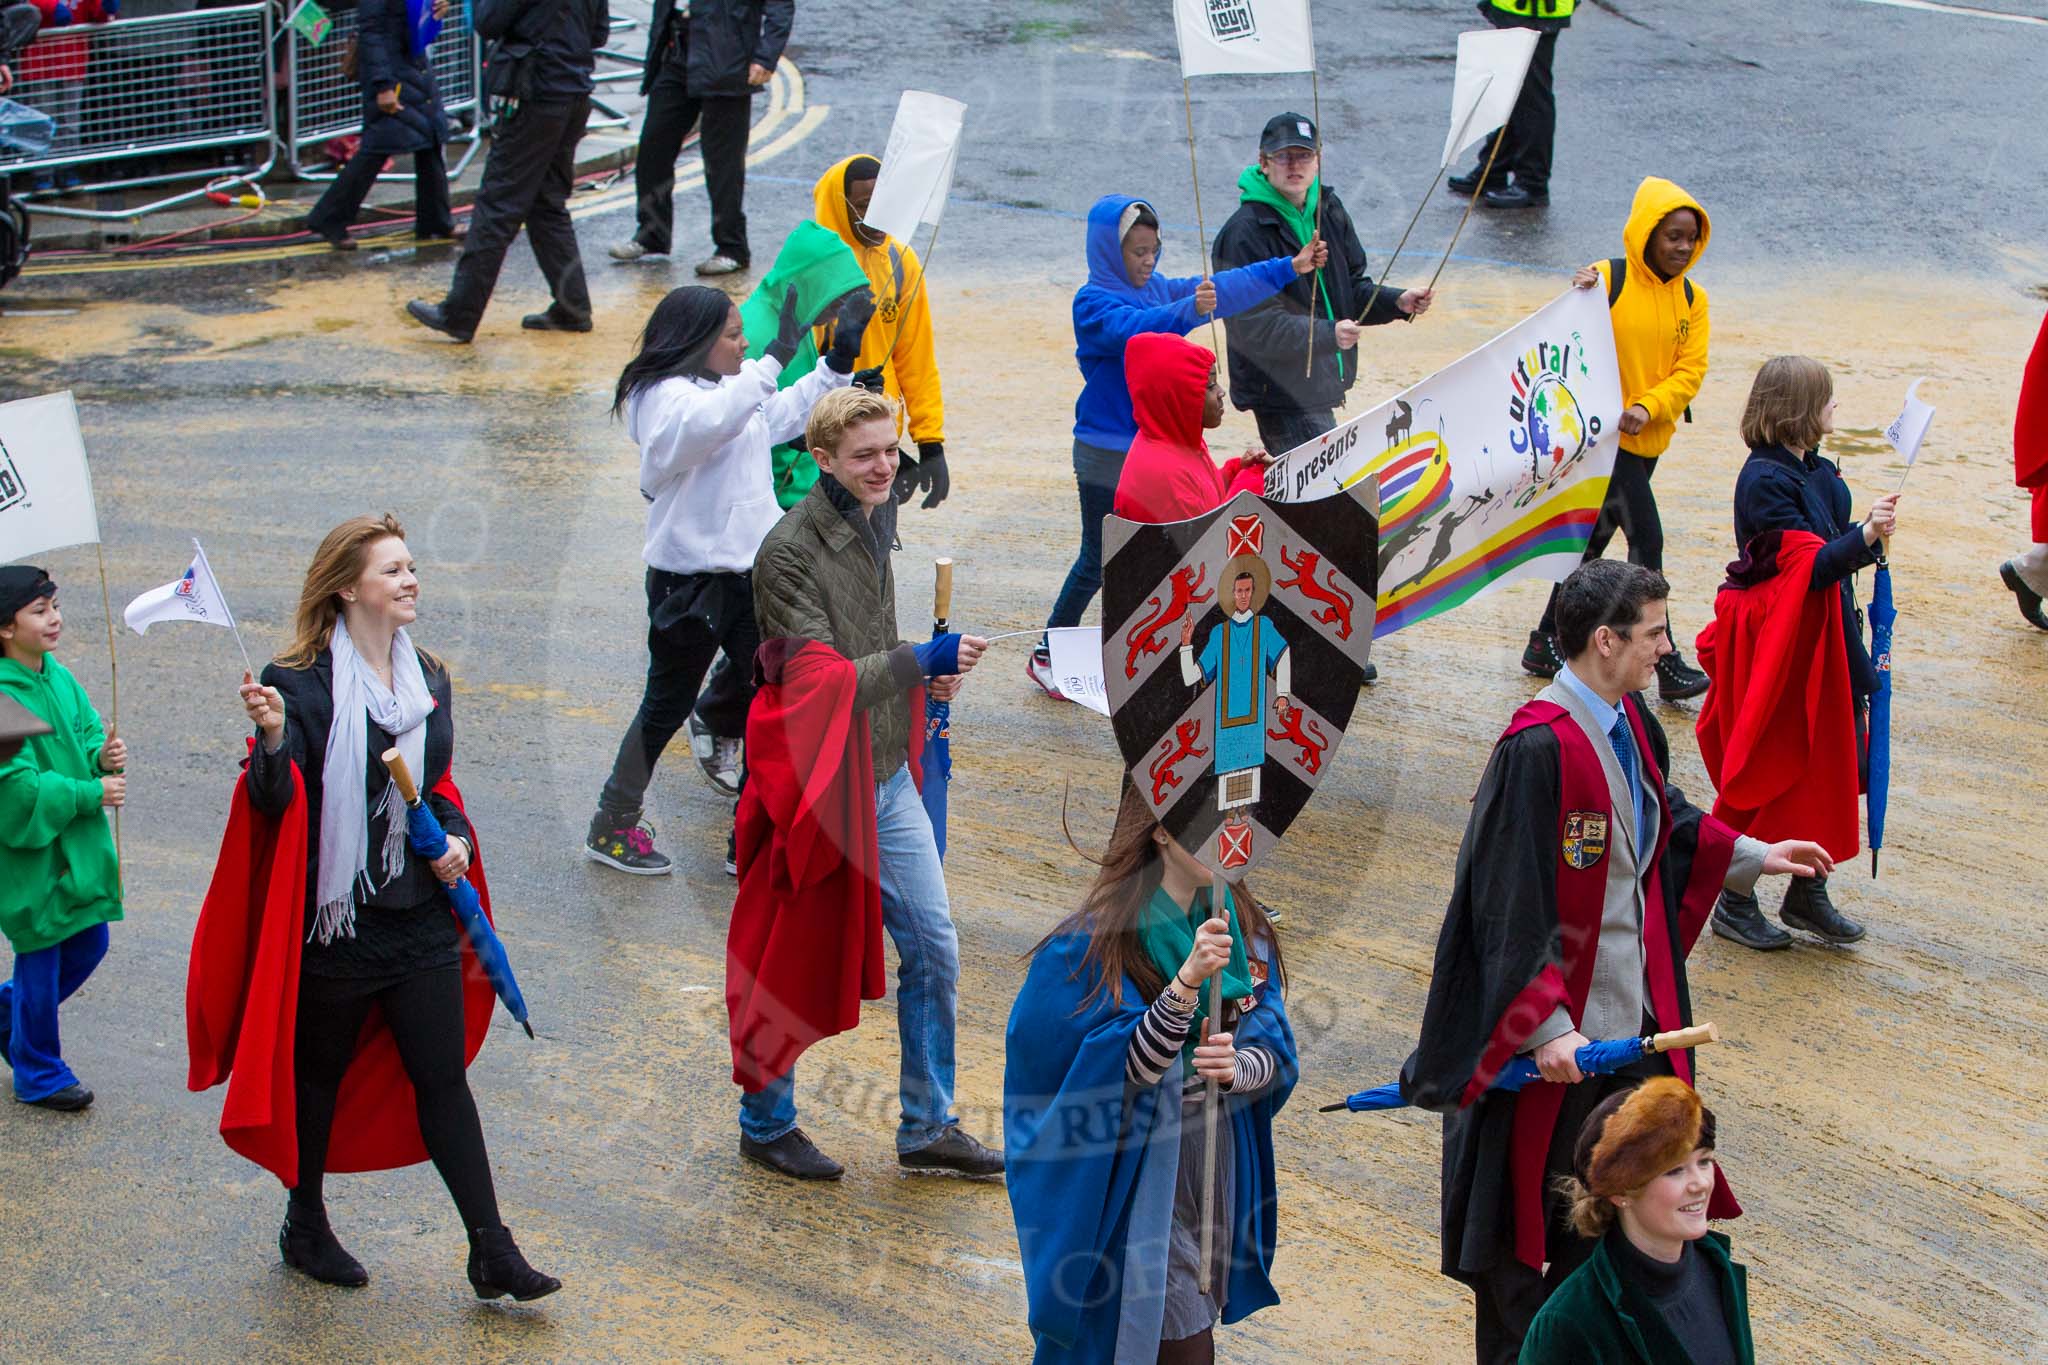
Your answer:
[1523,176,1713,703]
[808,154,949,510]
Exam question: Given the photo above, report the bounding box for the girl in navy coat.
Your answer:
[305,0,457,249]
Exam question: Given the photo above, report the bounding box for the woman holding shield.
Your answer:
[191,514,556,1300]
[1004,782,1296,1363]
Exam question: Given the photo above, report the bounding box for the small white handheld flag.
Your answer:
[1442,27,1541,168]
[1883,378,1936,466]
[862,91,967,245]
[1173,0,1315,79]
[124,546,232,635]
[1045,626,1110,717]
[0,391,101,563]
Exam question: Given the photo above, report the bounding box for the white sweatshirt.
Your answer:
[626,355,850,575]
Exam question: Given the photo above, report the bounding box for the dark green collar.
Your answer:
[1588,1230,1752,1365]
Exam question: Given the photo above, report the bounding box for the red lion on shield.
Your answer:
[1123,563,1214,680]
[1275,545,1355,641]
[1266,707,1330,776]
[1148,718,1209,805]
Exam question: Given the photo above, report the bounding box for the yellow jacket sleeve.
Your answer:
[1634,283,1709,427]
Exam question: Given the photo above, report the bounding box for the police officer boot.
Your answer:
[1711,886,1791,951]
[1779,875,1865,944]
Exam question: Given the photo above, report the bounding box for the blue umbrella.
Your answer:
[1318,1023,1718,1113]
[381,750,534,1038]
[1866,559,1896,878]
[920,559,954,859]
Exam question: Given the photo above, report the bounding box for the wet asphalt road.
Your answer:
[1,1,2046,1361]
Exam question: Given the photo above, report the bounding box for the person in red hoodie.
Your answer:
[1111,331,1269,525]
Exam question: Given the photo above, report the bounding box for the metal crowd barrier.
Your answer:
[0,3,277,220]
[284,1,482,181]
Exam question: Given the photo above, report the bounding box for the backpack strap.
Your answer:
[1606,256,1625,308]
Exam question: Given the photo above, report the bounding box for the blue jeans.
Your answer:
[1044,439,1127,638]
[740,764,960,1152]
[2,923,110,1102]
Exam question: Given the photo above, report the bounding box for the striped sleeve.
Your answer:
[1125,990,1197,1088]
[1225,1045,1277,1098]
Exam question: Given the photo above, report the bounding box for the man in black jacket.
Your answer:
[609,0,792,275]
[1211,113,1433,457]
[408,0,609,342]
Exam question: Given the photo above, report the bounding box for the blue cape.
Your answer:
[1004,927,1297,1363]
[1070,194,1295,450]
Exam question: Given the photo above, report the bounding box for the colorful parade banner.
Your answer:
[1101,484,1379,878]
[1263,286,1622,637]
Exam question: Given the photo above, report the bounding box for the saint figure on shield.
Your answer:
[1178,554,1292,811]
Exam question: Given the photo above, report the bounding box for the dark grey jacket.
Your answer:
[477,0,608,101]
[641,0,792,98]
[354,0,447,156]
[753,476,922,777]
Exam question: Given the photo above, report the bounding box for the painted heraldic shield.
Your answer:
[1102,484,1379,877]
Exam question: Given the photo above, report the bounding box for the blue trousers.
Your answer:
[2,923,110,1102]
[740,764,960,1152]
[1043,439,1127,639]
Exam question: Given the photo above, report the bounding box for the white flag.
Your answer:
[1046,626,1110,717]
[1883,377,1935,465]
[1441,27,1541,168]
[0,391,101,563]
[124,540,235,635]
[862,92,966,244]
[1173,0,1314,79]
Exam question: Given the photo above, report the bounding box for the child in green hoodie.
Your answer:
[0,565,124,1111]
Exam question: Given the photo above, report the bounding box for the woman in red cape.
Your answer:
[1997,309,2048,629]
[187,514,558,1301]
[1698,358,1899,951]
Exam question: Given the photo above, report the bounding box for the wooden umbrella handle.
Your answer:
[1648,1022,1720,1054]
[380,747,420,805]
[933,557,954,626]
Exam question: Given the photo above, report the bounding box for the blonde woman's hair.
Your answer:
[1740,355,1834,453]
[805,387,900,459]
[275,513,434,670]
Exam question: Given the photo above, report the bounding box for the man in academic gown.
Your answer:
[1399,559,1833,1364]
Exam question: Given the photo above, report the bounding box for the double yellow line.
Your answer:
[21,58,830,278]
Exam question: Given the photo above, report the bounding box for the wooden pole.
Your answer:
[1196,867,1227,1289]
[1304,69,1325,380]
[1360,162,1448,321]
[1180,78,1223,355]
[94,541,120,863]
[1423,124,1508,297]
[887,217,945,344]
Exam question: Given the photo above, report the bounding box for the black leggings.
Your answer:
[292,964,500,1231]
[1539,451,1663,632]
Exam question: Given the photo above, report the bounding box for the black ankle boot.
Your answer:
[1780,875,1865,943]
[279,1203,368,1287]
[467,1224,561,1301]
[1710,886,1792,951]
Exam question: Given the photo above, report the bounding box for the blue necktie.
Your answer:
[1608,711,1642,851]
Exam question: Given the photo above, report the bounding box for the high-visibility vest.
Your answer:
[1488,0,1576,19]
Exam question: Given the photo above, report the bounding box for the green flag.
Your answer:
[288,0,332,46]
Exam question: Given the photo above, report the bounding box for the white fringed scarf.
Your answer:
[311,618,432,945]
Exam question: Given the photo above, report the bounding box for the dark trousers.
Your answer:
[690,649,755,741]
[1252,407,1337,458]
[291,963,500,1230]
[1474,29,1558,194]
[598,567,760,819]
[443,96,592,332]
[1539,451,1662,632]
[1044,439,1126,636]
[633,41,751,261]
[307,142,453,239]
[1469,1057,1667,1364]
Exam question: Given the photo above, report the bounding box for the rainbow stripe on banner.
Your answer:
[1348,433,1452,540]
[1374,477,1608,637]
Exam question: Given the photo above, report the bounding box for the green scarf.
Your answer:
[1236,164,1344,381]
[738,219,871,507]
[1138,882,1254,1060]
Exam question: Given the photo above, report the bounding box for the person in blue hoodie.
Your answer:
[1005,781,1296,1364]
[1027,194,1322,698]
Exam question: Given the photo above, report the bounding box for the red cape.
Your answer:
[186,754,497,1186]
[2016,309,2048,490]
[1113,331,1264,524]
[726,640,924,1092]
[1695,531,1861,860]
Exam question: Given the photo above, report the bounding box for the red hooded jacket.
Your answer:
[2016,311,2048,510]
[1112,331,1266,524]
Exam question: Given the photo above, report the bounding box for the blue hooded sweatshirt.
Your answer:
[1072,194,1298,451]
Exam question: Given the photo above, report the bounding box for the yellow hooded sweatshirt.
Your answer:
[810,155,945,448]
[1592,177,1710,459]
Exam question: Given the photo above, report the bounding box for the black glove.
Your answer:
[891,448,921,505]
[824,289,877,374]
[914,441,950,509]
[764,285,804,367]
[851,365,886,394]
